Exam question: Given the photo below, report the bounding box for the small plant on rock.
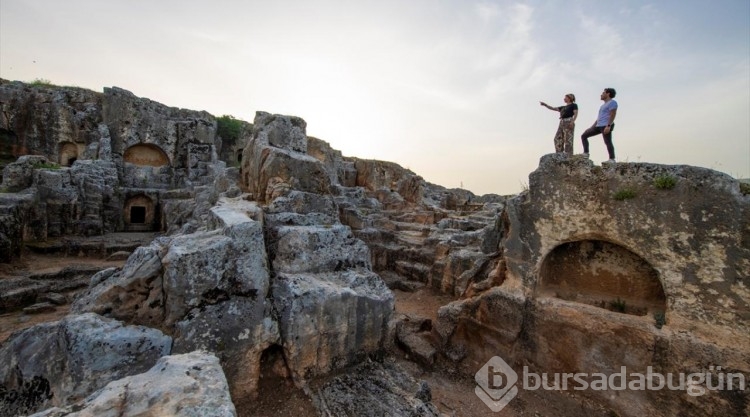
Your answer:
[609,297,627,313]
[740,182,750,196]
[30,78,54,87]
[33,161,60,170]
[653,312,666,329]
[653,174,677,189]
[612,187,637,201]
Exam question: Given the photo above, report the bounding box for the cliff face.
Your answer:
[437,153,750,417]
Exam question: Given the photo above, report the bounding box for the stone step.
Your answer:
[395,260,431,283]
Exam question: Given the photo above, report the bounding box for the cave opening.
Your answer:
[538,240,666,316]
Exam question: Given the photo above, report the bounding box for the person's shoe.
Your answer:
[602,159,616,164]
[580,153,590,159]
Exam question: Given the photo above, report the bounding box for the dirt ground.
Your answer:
[0,252,124,277]
[0,252,125,343]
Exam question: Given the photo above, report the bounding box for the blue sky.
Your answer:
[1,0,748,195]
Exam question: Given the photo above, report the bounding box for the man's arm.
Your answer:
[607,108,617,125]
[604,108,617,133]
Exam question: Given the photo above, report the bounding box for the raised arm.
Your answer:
[539,102,559,112]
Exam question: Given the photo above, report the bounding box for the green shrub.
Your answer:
[653,174,677,189]
[30,78,54,86]
[740,182,750,196]
[33,161,60,170]
[216,115,244,142]
[612,188,637,200]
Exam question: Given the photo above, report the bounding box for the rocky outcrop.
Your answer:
[436,154,750,417]
[245,114,395,384]
[0,80,243,262]
[0,313,171,416]
[31,352,236,417]
[0,81,103,164]
[73,197,278,401]
[240,112,331,202]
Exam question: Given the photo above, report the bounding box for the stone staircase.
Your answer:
[335,185,506,298]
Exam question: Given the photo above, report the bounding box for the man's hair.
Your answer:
[604,88,617,98]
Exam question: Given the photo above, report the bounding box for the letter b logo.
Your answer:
[475,356,519,412]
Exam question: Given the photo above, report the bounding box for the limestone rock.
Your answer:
[394,314,438,367]
[22,302,56,314]
[72,240,170,327]
[240,112,331,203]
[252,111,308,153]
[313,360,439,416]
[272,270,394,382]
[0,313,171,416]
[74,198,279,400]
[171,199,279,399]
[435,155,750,417]
[30,352,236,417]
[1,155,49,191]
[0,81,103,165]
[270,224,372,274]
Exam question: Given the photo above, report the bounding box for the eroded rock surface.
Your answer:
[313,360,439,416]
[436,154,750,417]
[0,313,171,416]
[30,352,236,417]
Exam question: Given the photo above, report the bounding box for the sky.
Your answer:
[1,0,748,195]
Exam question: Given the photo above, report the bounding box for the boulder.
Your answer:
[72,240,170,327]
[273,270,394,382]
[1,155,48,191]
[0,313,171,416]
[240,112,331,203]
[75,198,279,400]
[30,352,236,417]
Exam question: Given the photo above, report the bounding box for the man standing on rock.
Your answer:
[580,88,618,163]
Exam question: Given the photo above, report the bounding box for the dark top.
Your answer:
[557,103,578,119]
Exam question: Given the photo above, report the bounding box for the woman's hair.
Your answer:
[565,93,576,102]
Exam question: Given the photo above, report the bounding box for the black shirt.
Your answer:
[558,103,578,119]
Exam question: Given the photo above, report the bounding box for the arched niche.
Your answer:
[124,144,170,167]
[538,240,666,316]
[58,141,79,166]
[124,195,156,231]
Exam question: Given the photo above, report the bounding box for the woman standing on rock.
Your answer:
[540,93,578,155]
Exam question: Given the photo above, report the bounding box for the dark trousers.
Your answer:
[581,124,615,159]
